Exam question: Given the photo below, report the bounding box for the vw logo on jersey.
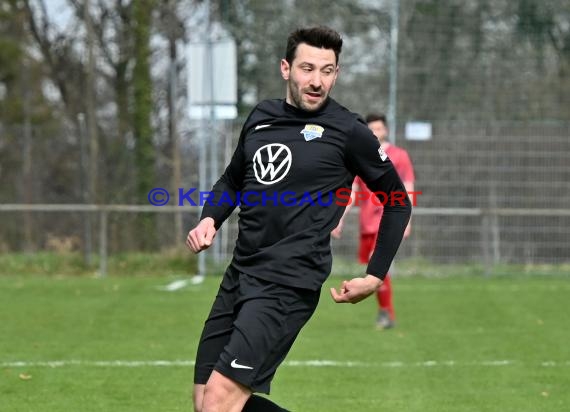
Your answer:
[253,143,292,185]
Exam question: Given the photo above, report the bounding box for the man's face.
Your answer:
[280,43,339,112]
[368,120,388,143]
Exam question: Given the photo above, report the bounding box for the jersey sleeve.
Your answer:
[199,112,253,229]
[345,119,412,279]
[364,170,412,279]
[344,120,394,182]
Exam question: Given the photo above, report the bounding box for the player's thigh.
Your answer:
[192,384,205,412]
[214,275,320,393]
[202,370,251,412]
[194,266,240,385]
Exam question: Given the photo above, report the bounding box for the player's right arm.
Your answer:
[186,217,216,253]
[199,136,246,229]
[186,120,250,253]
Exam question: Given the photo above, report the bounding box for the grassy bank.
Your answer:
[0,250,198,277]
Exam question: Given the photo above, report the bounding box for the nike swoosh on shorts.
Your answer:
[230,359,254,370]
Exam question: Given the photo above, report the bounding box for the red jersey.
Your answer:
[355,144,415,234]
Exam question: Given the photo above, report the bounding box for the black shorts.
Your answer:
[194,265,320,394]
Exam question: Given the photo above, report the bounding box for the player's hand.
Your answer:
[186,217,217,253]
[330,275,383,304]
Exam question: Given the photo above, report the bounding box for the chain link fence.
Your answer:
[214,119,570,266]
[1,120,569,271]
[1,1,569,272]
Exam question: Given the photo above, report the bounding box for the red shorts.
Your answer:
[358,233,378,264]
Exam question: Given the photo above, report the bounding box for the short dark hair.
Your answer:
[365,113,388,127]
[285,26,343,64]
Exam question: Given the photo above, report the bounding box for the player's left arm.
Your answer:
[330,275,383,304]
[331,120,411,304]
[366,169,412,277]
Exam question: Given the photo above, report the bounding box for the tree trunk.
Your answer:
[133,0,156,250]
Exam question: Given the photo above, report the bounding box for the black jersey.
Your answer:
[201,98,411,290]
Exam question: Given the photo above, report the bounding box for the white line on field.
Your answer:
[157,279,190,291]
[1,359,569,369]
[157,275,206,291]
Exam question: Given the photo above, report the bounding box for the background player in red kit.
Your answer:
[332,113,415,329]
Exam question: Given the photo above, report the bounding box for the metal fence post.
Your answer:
[481,211,492,276]
[98,209,108,277]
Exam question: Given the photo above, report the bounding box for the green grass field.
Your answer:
[1,272,569,411]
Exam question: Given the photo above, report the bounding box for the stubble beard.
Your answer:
[287,78,327,112]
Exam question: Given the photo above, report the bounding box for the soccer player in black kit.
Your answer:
[186,26,412,412]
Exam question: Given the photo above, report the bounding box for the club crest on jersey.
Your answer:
[300,124,324,141]
[378,146,388,161]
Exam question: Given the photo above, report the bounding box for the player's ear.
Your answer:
[280,59,290,80]
[334,64,340,81]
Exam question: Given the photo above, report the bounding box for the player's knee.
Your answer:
[200,386,221,412]
[193,384,205,412]
[201,381,236,412]
[201,386,228,412]
[193,394,203,412]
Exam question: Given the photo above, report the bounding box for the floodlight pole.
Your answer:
[196,1,212,278]
[197,120,207,279]
[387,0,399,144]
[206,0,221,262]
